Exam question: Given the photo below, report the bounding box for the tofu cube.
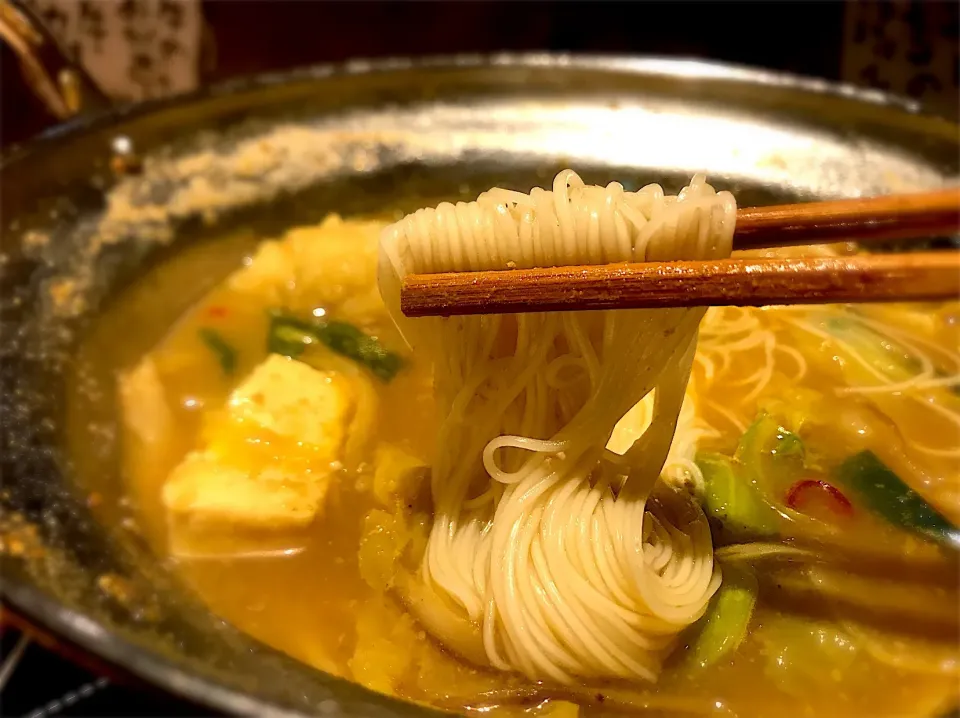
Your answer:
[164,451,327,530]
[225,214,385,322]
[224,353,353,454]
[227,239,293,306]
[162,355,355,556]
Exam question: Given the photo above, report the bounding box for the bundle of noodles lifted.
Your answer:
[378,170,737,683]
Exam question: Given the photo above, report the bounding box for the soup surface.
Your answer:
[83,213,959,717]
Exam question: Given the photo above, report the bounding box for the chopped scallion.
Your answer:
[199,328,238,375]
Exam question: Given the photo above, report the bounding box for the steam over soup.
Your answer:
[112,174,960,717]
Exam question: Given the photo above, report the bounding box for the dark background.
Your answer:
[1,1,958,715]
[198,1,848,81]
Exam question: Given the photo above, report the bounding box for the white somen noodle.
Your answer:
[378,170,736,683]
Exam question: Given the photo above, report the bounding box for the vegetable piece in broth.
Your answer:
[698,453,778,538]
[198,328,238,375]
[320,321,403,383]
[267,312,404,382]
[735,414,806,494]
[758,617,862,698]
[687,563,759,670]
[836,451,960,550]
[267,313,317,358]
[823,315,922,382]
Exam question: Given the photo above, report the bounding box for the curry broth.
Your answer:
[69,217,960,717]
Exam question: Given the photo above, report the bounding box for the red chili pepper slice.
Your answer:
[207,306,228,318]
[785,479,853,517]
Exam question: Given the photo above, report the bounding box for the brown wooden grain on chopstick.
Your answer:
[401,252,960,317]
[733,188,960,250]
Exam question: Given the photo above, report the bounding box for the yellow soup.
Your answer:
[96,215,958,717]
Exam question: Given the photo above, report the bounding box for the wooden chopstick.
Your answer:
[401,252,960,316]
[400,188,960,317]
[734,188,960,250]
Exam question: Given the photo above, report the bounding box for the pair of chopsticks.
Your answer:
[400,188,960,317]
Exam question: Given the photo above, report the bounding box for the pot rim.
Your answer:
[1,51,942,169]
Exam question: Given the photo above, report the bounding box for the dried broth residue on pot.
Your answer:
[15,100,944,321]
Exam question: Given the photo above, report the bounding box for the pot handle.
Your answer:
[0,0,111,119]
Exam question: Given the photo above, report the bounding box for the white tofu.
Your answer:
[227,239,293,305]
[162,355,355,556]
[225,215,385,322]
[119,357,172,448]
[226,354,354,454]
[119,357,177,507]
[164,451,326,530]
[287,215,381,310]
